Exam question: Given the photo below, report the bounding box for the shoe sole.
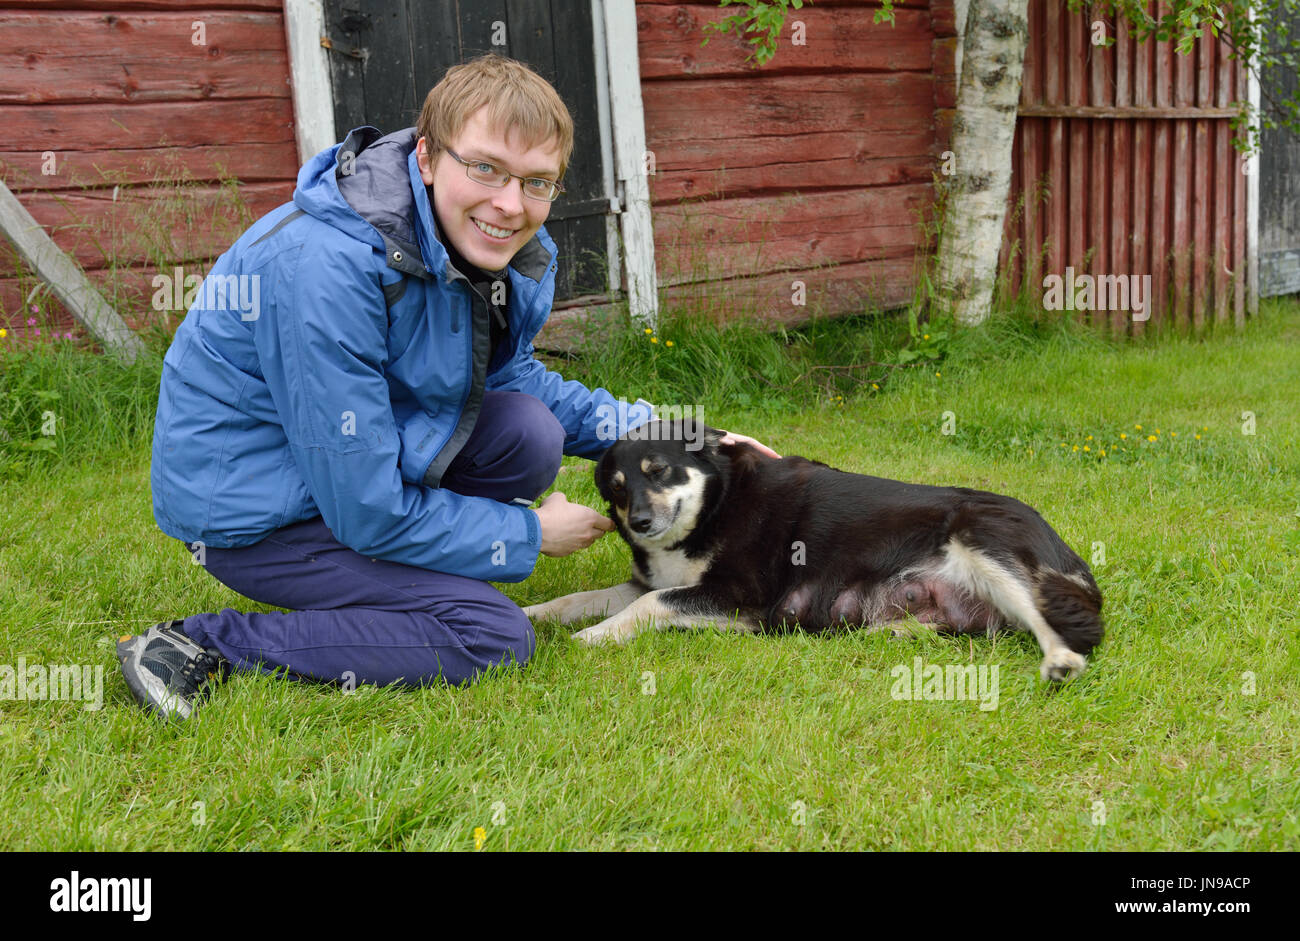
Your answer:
[116,635,195,721]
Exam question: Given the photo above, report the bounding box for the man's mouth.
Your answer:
[473,218,518,241]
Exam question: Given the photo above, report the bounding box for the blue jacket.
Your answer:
[151,127,650,582]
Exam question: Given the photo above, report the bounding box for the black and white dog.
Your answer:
[524,420,1103,682]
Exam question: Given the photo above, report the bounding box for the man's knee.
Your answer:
[487,392,564,498]
[474,604,537,672]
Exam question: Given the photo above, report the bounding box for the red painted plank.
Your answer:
[653,184,930,286]
[643,74,935,143]
[648,126,935,203]
[0,142,299,190]
[1130,118,1150,336]
[0,11,290,104]
[7,182,292,270]
[637,4,936,79]
[0,99,295,151]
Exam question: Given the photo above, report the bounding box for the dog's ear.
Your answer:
[594,446,616,502]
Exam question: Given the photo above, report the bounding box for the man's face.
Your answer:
[417,106,561,272]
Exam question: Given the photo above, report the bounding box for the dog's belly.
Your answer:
[773,573,1002,633]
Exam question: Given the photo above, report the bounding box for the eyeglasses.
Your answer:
[444,147,566,202]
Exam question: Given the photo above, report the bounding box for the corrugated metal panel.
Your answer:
[1001,0,1249,331]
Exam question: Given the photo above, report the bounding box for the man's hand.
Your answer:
[718,430,781,459]
[535,492,615,558]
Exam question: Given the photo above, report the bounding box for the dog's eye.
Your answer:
[646,464,668,478]
[610,479,624,493]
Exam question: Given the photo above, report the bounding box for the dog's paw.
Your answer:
[521,603,548,620]
[571,622,632,646]
[1040,648,1087,683]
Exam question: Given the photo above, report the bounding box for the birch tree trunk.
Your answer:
[934,0,1030,326]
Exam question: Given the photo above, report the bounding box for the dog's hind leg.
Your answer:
[572,587,759,645]
[523,580,646,625]
[940,541,1088,683]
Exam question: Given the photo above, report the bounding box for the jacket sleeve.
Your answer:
[487,341,654,460]
[253,242,542,582]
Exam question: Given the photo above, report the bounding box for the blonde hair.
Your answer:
[417,54,574,179]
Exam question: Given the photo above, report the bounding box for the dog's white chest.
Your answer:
[640,547,711,589]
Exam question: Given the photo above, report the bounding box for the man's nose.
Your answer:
[492,177,526,216]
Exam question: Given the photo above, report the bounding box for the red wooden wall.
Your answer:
[0,0,298,337]
[1001,0,1250,332]
[637,0,956,324]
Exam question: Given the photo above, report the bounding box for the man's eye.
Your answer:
[475,162,497,174]
[525,178,549,190]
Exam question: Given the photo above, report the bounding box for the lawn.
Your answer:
[1,301,1297,850]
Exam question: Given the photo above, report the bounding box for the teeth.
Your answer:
[474,218,514,239]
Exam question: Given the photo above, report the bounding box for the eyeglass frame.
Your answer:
[442,147,566,202]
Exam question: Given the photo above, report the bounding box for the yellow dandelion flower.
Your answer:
[935,371,941,378]
[1147,435,1156,442]
[1155,428,1161,434]
[0,328,7,338]
[650,336,659,344]
[665,340,673,347]
[923,334,930,340]
[644,328,653,335]
[1135,424,1142,430]
[871,383,879,391]
[1083,445,1091,452]
[1099,448,1106,456]
[1202,425,1208,431]
[1085,435,1093,441]
[1195,433,1201,440]
[1072,445,1079,452]
[474,826,486,849]
[1170,431,1177,436]
[1120,433,1127,440]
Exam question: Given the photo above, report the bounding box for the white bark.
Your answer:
[934,0,1029,326]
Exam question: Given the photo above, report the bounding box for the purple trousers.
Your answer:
[180,391,564,688]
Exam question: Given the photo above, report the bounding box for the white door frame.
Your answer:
[282,0,337,163]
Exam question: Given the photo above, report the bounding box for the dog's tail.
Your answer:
[1036,570,1104,655]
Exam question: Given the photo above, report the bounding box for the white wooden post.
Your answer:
[602,0,659,328]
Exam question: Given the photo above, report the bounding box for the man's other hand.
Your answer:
[535,492,614,558]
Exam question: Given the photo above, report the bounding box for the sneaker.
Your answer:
[117,620,230,721]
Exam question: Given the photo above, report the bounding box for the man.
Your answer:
[118,55,774,721]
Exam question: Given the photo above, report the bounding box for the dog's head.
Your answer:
[594,419,727,545]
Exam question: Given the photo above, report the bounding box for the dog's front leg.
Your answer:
[522,580,646,625]
[573,587,759,646]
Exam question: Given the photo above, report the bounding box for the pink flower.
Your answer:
[34,327,40,336]
[64,331,73,339]
[26,317,36,326]
[29,303,38,314]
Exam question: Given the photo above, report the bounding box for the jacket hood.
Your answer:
[293,126,554,285]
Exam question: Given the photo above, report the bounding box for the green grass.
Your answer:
[1,298,1298,850]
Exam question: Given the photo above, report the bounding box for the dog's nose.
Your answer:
[629,513,654,534]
